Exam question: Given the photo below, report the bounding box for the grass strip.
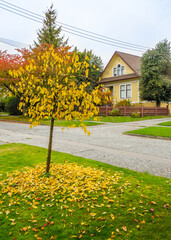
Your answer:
[99,115,170,123]
[158,121,171,126]
[0,115,101,127]
[126,126,171,138]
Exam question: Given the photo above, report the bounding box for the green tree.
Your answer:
[34,4,67,47]
[140,39,171,106]
[74,48,103,93]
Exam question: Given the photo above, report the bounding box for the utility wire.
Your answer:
[1,0,43,18]
[0,0,149,52]
[0,37,29,48]
[0,6,144,52]
[1,0,149,50]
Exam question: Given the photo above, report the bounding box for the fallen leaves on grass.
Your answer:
[0,162,170,239]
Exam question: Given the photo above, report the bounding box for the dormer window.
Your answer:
[113,64,125,76]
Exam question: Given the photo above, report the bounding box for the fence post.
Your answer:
[124,105,126,116]
[155,107,157,116]
[166,104,169,116]
[106,105,108,116]
[141,105,144,117]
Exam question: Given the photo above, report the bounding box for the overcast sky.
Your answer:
[0,0,171,66]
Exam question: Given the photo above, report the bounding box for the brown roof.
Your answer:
[116,51,141,75]
[100,73,138,84]
[100,51,142,81]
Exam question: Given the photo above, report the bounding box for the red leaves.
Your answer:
[0,50,23,82]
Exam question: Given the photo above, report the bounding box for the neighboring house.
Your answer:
[99,51,171,112]
[99,51,141,104]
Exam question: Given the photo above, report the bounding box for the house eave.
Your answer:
[100,73,140,84]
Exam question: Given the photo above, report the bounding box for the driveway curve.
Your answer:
[0,118,171,178]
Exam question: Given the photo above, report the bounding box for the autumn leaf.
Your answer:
[122,226,127,232]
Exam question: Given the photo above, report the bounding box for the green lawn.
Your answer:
[0,115,101,127]
[99,115,170,123]
[0,114,170,125]
[158,121,171,126]
[126,126,171,138]
[0,144,171,239]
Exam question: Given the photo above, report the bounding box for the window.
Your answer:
[120,84,131,99]
[113,67,117,76]
[121,66,125,75]
[117,64,121,76]
[120,85,125,98]
[113,64,125,76]
[126,84,131,98]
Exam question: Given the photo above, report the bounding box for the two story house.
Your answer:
[99,51,141,104]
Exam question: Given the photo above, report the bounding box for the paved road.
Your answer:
[0,118,171,178]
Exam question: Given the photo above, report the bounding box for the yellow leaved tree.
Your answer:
[9,45,101,173]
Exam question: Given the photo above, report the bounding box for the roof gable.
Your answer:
[116,51,141,75]
[101,51,141,79]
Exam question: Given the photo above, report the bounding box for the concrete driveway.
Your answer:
[0,118,171,178]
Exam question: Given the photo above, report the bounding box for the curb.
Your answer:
[124,132,171,141]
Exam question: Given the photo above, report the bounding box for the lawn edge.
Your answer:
[124,132,171,141]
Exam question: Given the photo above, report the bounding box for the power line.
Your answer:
[1,0,149,50]
[1,0,43,18]
[0,2,42,21]
[0,0,148,51]
[0,6,42,24]
[0,0,149,52]
[0,37,29,48]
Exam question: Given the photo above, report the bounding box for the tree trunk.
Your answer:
[156,100,161,107]
[46,117,54,173]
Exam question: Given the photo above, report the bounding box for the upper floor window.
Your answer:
[113,67,117,76]
[113,64,125,76]
[121,66,125,75]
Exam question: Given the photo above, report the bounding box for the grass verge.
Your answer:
[158,121,171,126]
[126,126,171,139]
[0,115,101,127]
[0,143,171,239]
[99,115,170,123]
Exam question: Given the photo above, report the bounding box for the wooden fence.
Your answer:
[98,105,169,117]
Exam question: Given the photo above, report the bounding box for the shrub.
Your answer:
[98,89,113,106]
[131,112,141,118]
[5,96,22,115]
[115,99,132,107]
[0,97,6,112]
[109,108,120,116]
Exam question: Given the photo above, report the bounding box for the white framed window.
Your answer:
[120,84,131,99]
[113,64,125,76]
[117,64,121,76]
[121,66,125,75]
[120,85,125,98]
[113,67,117,76]
[126,84,131,98]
